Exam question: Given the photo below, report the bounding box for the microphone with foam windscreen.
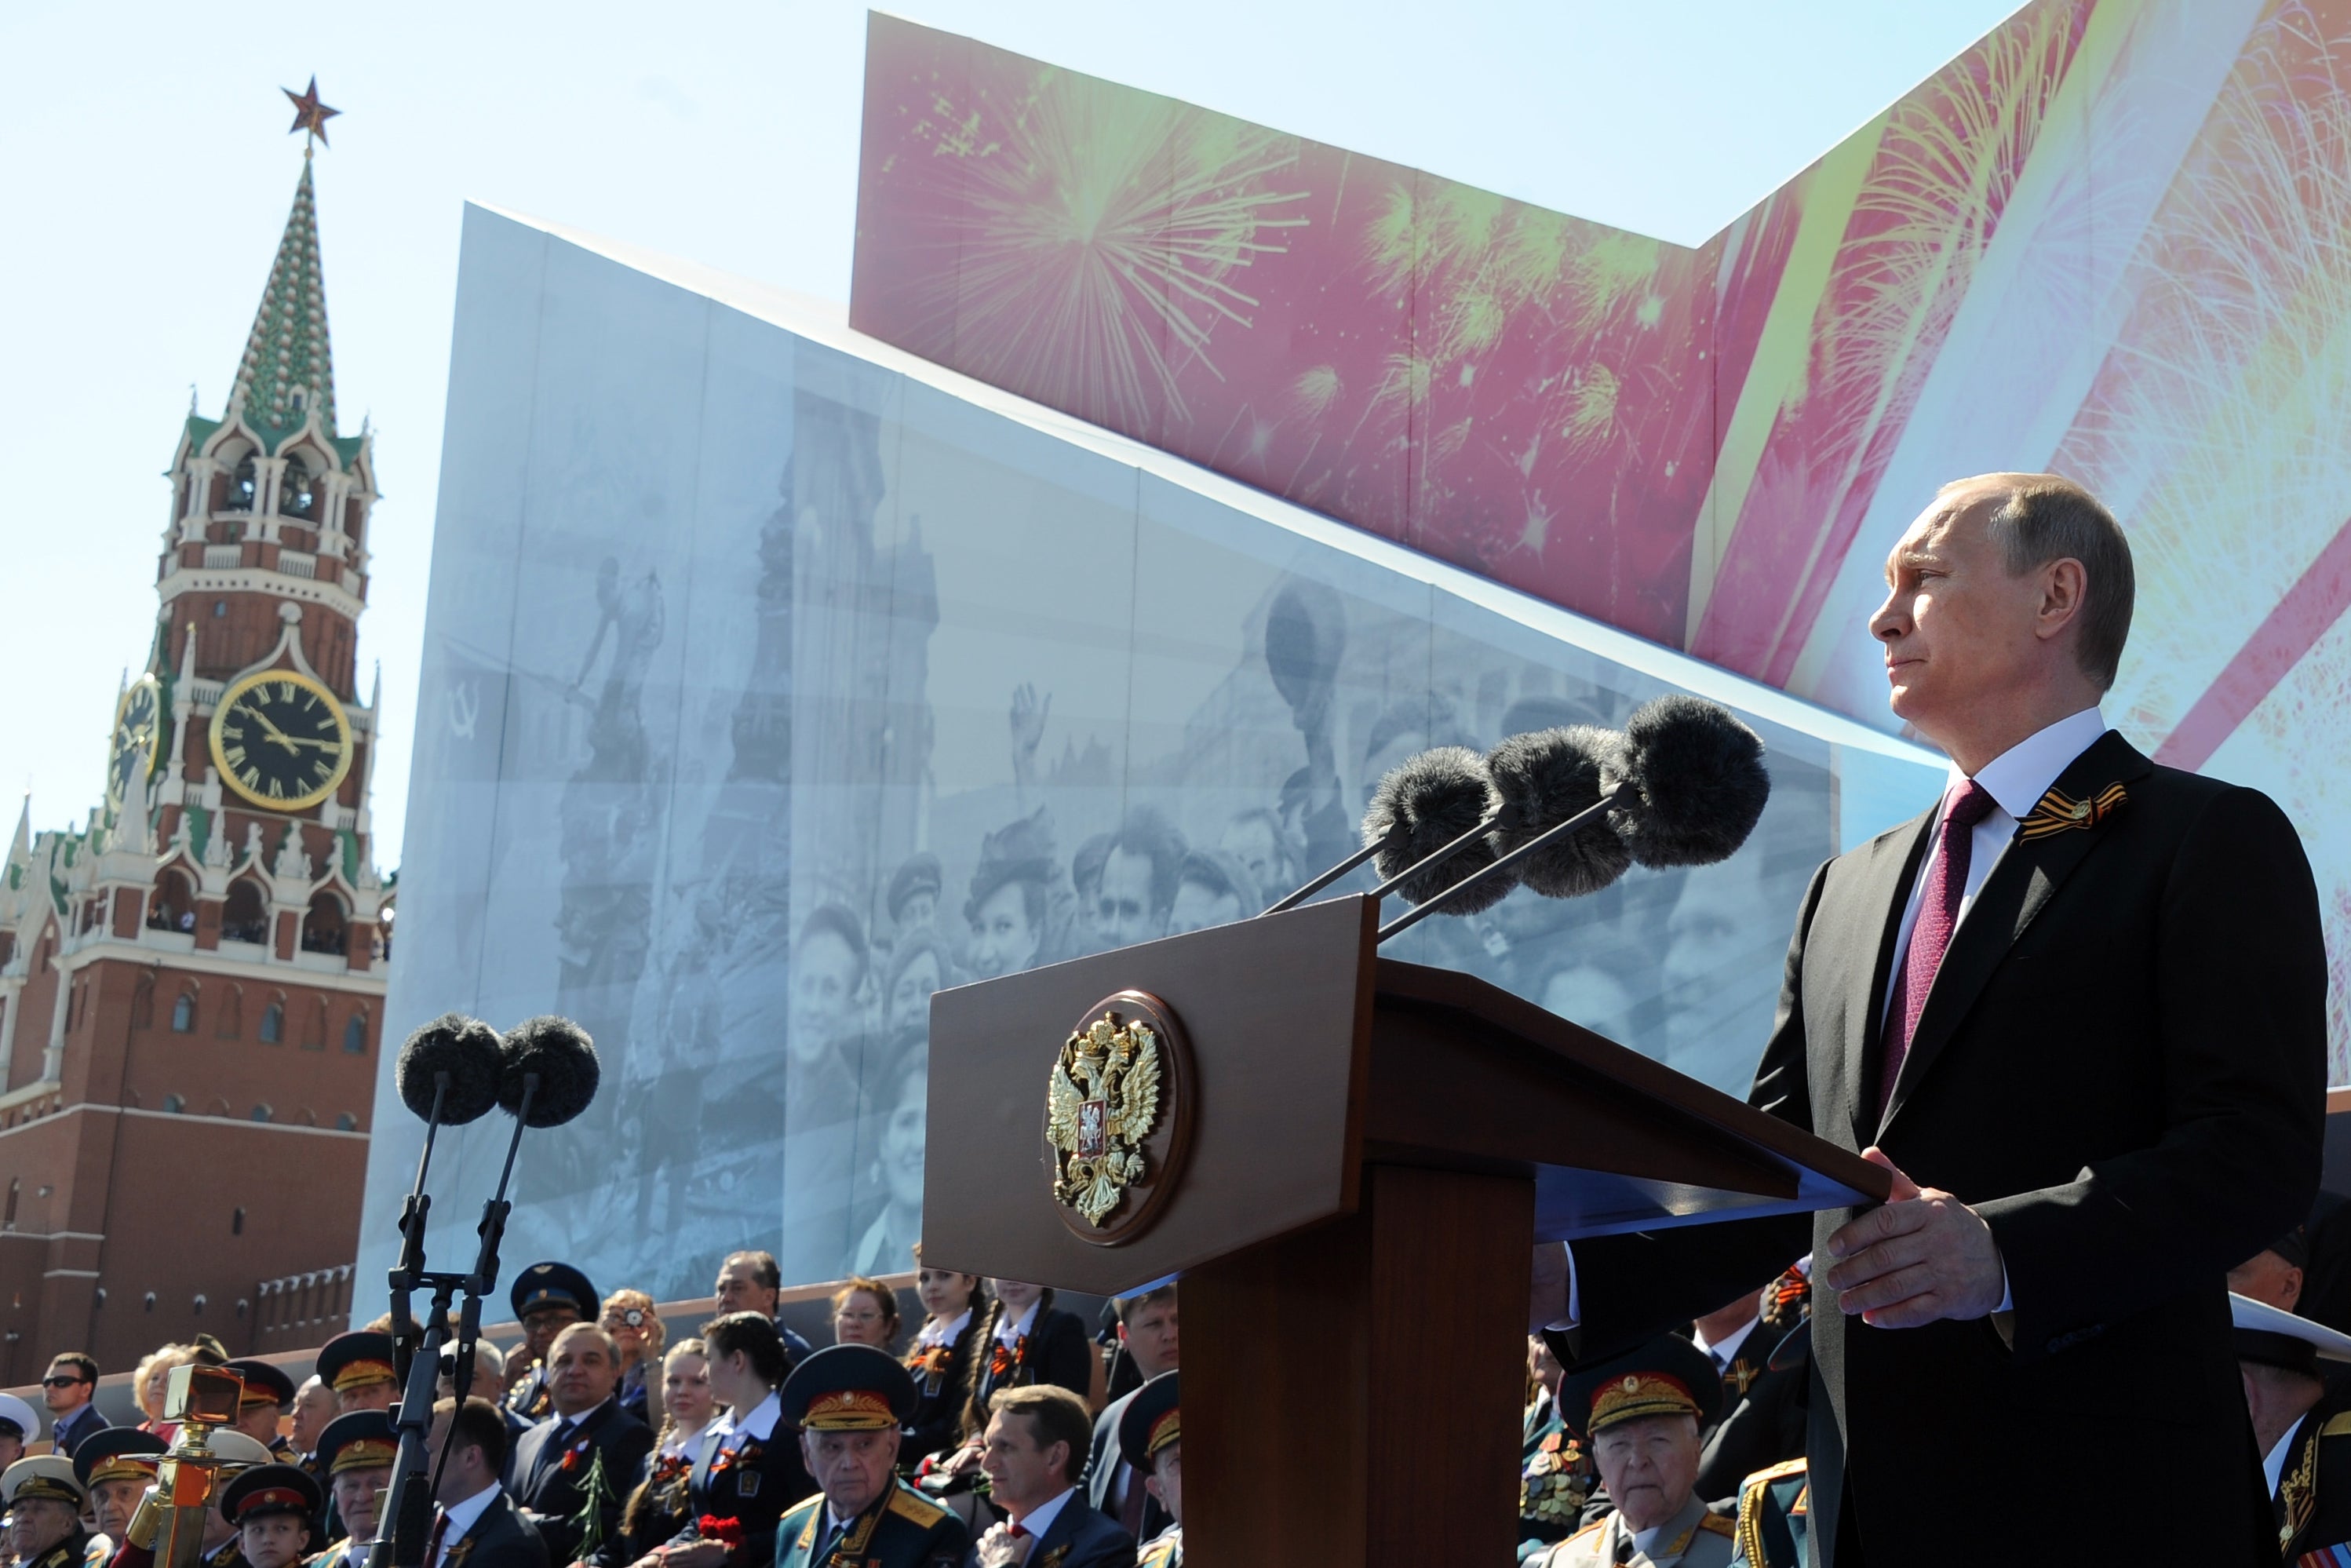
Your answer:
[1378,697,1770,943]
[497,1015,602,1128]
[1485,726,1634,899]
[1360,746,1521,913]
[394,1013,507,1129]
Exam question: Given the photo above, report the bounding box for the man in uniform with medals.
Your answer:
[1529,1337,1737,1568]
[306,1412,397,1568]
[314,1336,398,1417]
[3,1457,90,1568]
[72,1430,166,1567]
[772,1347,968,1568]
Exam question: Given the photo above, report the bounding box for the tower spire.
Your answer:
[228,153,337,440]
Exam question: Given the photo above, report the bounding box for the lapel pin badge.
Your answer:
[2017,782,2127,841]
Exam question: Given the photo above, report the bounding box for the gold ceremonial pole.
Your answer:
[125,1366,246,1568]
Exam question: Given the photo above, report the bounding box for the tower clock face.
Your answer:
[105,675,164,816]
[208,669,354,811]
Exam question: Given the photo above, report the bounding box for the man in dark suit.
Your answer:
[39,1355,106,1458]
[971,1385,1132,1568]
[1533,474,2328,1566]
[509,1326,652,1563]
[1081,1287,1177,1543]
[1689,1268,1809,1504]
[425,1397,548,1568]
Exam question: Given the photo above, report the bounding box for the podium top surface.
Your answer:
[922,895,1888,1295]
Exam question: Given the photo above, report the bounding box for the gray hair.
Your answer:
[1956,474,2135,691]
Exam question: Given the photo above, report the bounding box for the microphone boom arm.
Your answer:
[1376,789,1619,943]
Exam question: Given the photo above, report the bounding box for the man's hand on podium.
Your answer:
[1529,1241,1571,1333]
[1823,1147,2006,1327]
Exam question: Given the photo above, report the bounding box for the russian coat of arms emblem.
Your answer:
[1045,1012,1165,1227]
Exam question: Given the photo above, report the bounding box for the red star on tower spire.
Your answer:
[282,76,340,151]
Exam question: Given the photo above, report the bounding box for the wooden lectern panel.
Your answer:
[922,895,1378,1294]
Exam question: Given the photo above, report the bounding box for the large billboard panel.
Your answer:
[358,210,1941,1300]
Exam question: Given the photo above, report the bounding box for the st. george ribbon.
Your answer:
[1375,695,1771,942]
[373,1014,600,1568]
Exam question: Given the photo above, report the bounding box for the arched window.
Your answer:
[280,458,316,520]
[334,1112,358,1132]
[227,454,257,512]
[161,1094,184,1114]
[222,879,268,946]
[258,999,284,1044]
[169,992,195,1034]
[150,869,195,935]
[301,997,327,1051]
[130,975,155,1030]
[249,1104,272,1124]
[213,984,242,1041]
[302,891,347,956]
[342,1012,368,1056]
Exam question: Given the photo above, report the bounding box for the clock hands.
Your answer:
[247,707,337,754]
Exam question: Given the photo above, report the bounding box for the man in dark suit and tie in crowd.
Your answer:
[1533,474,2329,1566]
[425,1398,549,1568]
[510,1325,653,1564]
[971,1386,1132,1568]
[40,1355,106,1459]
[1081,1287,1177,1543]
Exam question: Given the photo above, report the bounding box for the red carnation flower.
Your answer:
[696,1516,744,1550]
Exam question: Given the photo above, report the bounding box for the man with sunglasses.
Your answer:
[39,1355,106,1458]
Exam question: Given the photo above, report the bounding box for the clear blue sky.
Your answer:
[0,0,2023,869]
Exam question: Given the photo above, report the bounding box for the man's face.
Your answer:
[2229,1249,2305,1311]
[1165,880,1238,937]
[1591,1414,1701,1532]
[967,881,1040,980]
[291,1386,337,1453]
[548,1329,621,1416]
[0,1435,24,1473]
[978,1410,1065,1511]
[424,1415,479,1507]
[898,891,938,932]
[338,1381,395,1416]
[8,1497,77,1559]
[713,1260,778,1318]
[1143,1443,1182,1527]
[41,1363,89,1414]
[332,1465,391,1542]
[1096,850,1163,947]
[789,932,861,1063]
[800,1428,898,1518]
[1869,484,2047,745]
[239,1513,308,1568]
[1219,818,1281,892]
[235,1403,282,1445]
[522,1304,580,1359]
[880,1083,928,1209]
[1121,1301,1179,1380]
[93,1476,148,1538]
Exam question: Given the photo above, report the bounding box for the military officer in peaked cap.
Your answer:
[504,1263,596,1422]
[1117,1373,1182,1568]
[74,1429,166,1566]
[308,1411,398,1568]
[772,1347,968,1568]
[0,1391,41,1472]
[1531,1336,1735,1568]
[199,1431,284,1568]
[2233,1291,2351,1561]
[224,1361,301,1463]
[315,1334,399,1417]
[5,1456,89,1568]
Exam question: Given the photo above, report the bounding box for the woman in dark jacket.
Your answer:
[901,1252,987,1470]
[921,1279,1092,1491]
[625,1313,815,1568]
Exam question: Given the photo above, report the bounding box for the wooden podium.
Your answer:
[924,895,1886,1566]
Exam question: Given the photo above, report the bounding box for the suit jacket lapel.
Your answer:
[1880,731,2152,1134]
[1834,811,1937,1149]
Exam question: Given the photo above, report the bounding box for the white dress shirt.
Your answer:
[995,1300,1041,1347]
[2265,1413,2309,1500]
[719,1389,781,1448]
[1553,710,2108,1330]
[1692,1313,1758,1372]
[431,1483,502,1568]
[917,1307,973,1350]
[1011,1486,1077,1541]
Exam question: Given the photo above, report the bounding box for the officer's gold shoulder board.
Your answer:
[1698,1512,1737,1537]
[1566,1518,1607,1544]
[2323,1410,2351,1440]
[886,1486,949,1528]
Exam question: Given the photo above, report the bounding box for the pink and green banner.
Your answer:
[851,1,2351,1074]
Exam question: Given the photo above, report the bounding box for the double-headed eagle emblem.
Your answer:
[1046,1012,1165,1227]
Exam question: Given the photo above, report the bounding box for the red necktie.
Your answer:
[1879,779,1997,1116]
[425,1513,450,1568]
[1008,1522,1030,1540]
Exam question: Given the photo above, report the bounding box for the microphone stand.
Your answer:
[1260,822,1405,915]
[1376,790,1618,943]
[373,1073,541,1568]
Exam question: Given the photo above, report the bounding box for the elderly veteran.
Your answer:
[72,1428,166,1565]
[5,1456,89,1568]
[2232,1291,2351,1562]
[315,1333,398,1417]
[772,1346,967,1568]
[221,1362,300,1462]
[1117,1372,1182,1568]
[1533,1336,1735,1568]
[311,1410,398,1568]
